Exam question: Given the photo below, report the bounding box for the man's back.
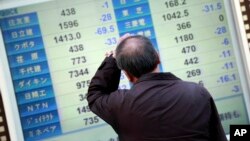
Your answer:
[112,73,211,141]
[87,57,227,141]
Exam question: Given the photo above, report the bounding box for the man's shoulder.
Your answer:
[177,80,212,97]
[177,80,202,88]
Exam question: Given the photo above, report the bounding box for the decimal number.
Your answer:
[76,80,90,89]
[59,20,78,30]
[186,69,201,78]
[184,57,199,66]
[165,0,187,8]
[71,56,87,65]
[96,25,115,35]
[203,2,222,13]
[69,44,84,53]
[54,32,81,43]
[61,8,76,16]
[162,9,189,21]
[218,74,236,83]
[77,105,90,114]
[84,116,99,126]
[69,68,89,78]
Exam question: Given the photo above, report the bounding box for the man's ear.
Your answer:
[156,52,161,64]
[123,71,137,83]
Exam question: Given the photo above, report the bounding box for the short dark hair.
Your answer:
[115,35,159,78]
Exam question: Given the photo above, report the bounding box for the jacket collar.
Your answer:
[135,72,181,84]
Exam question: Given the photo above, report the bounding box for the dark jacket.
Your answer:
[87,57,227,141]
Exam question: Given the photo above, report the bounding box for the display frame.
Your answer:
[0,0,249,141]
[225,0,250,138]
[0,28,24,141]
[230,0,250,83]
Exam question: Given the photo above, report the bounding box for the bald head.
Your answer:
[118,38,145,55]
[116,35,159,78]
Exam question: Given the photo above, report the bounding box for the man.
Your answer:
[87,35,227,141]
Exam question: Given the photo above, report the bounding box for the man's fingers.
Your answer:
[118,33,131,45]
[105,50,115,57]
